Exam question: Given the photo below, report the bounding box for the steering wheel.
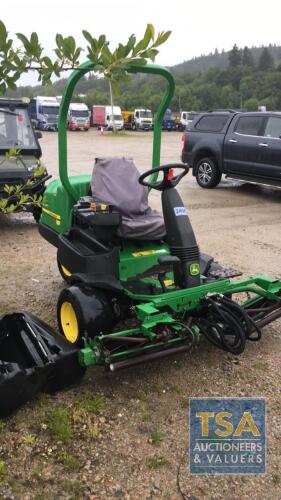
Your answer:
[139,163,189,191]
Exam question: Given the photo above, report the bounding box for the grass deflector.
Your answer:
[38,60,281,373]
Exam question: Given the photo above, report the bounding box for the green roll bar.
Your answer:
[58,61,175,203]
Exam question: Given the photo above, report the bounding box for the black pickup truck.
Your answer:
[181,111,281,188]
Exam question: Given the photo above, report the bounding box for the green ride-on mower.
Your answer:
[38,60,281,373]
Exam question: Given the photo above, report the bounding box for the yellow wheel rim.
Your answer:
[60,302,79,343]
[61,264,72,277]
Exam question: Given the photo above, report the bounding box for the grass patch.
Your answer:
[0,461,8,482]
[181,398,189,409]
[142,414,150,422]
[62,479,85,496]
[46,408,72,442]
[272,473,280,485]
[76,391,105,413]
[60,453,81,472]
[151,431,163,446]
[253,361,269,371]
[21,434,35,445]
[147,457,170,469]
[136,390,147,402]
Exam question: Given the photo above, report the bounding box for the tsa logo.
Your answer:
[189,398,266,474]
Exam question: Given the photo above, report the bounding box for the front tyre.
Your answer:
[195,157,221,188]
[57,285,117,346]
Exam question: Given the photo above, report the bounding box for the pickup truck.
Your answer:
[181,111,281,188]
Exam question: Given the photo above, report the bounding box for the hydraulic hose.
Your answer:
[197,294,262,355]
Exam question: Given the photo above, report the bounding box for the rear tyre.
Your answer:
[57,285,117,347]
[57,257,72,283]
[195,157,222,188]
[33,207,42,223]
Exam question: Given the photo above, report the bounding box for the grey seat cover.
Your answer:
[91,157,166,240]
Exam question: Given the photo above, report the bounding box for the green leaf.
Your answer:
[16,33,32,53]
[55,33,64,49]
[97,35,106,50]
[0,20,7,45]
[142,24,153,50]
[42,56,53,68]
[148,23,155,41]
[101,44,113,66]
[153,30,172,48]
[82,30,93,45]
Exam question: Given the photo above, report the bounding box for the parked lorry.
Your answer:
[122,109,153,131]
[181,110,281,188]
[0,97,50,220]
[91,105,123,130]
[67,103,90,131]
[178,111,199,131]
[162,108,176,131]
[28,96,60,131]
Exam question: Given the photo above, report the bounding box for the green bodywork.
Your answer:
[79,275,281,366]
[40,59,281,369]
[40,61,175,278]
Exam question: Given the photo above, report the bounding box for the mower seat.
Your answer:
[91,157,166,240]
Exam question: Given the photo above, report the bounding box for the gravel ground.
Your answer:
[0,129,280,499]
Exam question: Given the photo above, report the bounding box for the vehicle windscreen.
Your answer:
[140,111,152,118]
[0,108,37,149]
[187,113,198,121]
[71,110,89,117]
[42,106,59,115]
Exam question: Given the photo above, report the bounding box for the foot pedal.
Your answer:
[209,268,242,279]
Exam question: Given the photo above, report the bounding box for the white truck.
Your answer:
[28,96,60,131]
[92,105,124,130]
[122,109,153,131]
[67,103,90,131]
[178,111,199,131]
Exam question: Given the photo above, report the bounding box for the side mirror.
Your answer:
[35,131,42,139]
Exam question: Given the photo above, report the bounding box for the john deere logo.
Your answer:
[190,263,200,276]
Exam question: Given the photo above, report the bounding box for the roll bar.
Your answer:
[58,61,175,203]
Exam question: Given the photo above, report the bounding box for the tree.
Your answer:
[0,20,171,212]
[228,44,242,68]
[258,48,274,71]
[242,46,255,67]
[0,21,171,94]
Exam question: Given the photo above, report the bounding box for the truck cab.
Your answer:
[28,96,60,131]
[134,109,153,130]
[67,103,90,131]
[105,106,124,130]
[179,111,199,131]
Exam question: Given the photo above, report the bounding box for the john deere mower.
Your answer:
[38,61,281,372]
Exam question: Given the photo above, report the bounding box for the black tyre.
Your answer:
[57,257,72,284]
[33,206,42,223]
[195,157,222,188]
[57,285,117,346]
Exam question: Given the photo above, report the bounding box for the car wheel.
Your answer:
[195,158,222,188]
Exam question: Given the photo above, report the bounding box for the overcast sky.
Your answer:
[2,0,281,85]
